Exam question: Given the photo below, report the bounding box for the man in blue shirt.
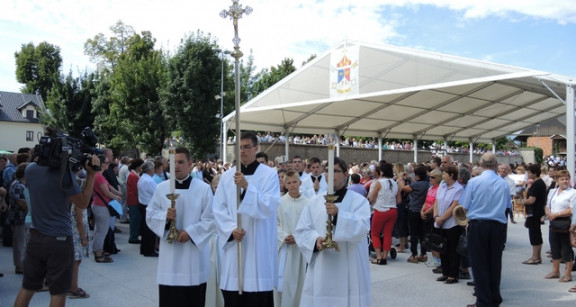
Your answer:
[460,153,511,307]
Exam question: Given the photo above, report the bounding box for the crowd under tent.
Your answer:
[222,41,575,176]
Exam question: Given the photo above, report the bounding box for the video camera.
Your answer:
[33,127,104,171]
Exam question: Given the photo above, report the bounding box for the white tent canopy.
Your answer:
[222,41,574,170]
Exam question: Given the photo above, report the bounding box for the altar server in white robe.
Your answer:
[146,147,215,307]
[295,156,371,307]
[309,157,328,195]
[213,131,281,307]
[275,170,308,307]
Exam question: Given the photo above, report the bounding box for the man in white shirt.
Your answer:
[138,161,158,257]
[498,163,516,224]
[146,147,214,307]
[117,156,130,223]
[213,131,281,306]
[309,157,327,195]
[292,155,315,199]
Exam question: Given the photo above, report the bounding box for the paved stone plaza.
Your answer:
[0,217,575,306]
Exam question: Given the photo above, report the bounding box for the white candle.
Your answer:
[327,146,334,195]
[169,146,176,194]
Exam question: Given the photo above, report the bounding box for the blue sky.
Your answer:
[1,0,575,93]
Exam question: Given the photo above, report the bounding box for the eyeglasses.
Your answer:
[239,145,254,151]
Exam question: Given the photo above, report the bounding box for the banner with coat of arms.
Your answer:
[330,45,359,98]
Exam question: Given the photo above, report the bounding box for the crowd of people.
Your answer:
[223,132,521,156]
[1,130,576,307]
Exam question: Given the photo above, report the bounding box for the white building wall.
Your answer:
[0,121,44,151]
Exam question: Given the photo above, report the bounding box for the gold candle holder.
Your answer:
[166,193,180,243]
[321,194,340,251]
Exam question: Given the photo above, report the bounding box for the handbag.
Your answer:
[547,189,571,233]
[424,231,447,254]
[456,229,468,256]
[94,190,122,218]
[550,217,571,233]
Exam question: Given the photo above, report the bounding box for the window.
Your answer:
[26,110,34,120]
[26,131,34,142]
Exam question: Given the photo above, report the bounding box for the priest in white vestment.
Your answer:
[146,147,215,307]
[295,157,371,307]
[213,131,281,306]
[275,171,308,307]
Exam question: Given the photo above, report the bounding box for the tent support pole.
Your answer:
[492,139,496,155]
[469,140,474,163]
[567,83,575,180]
[413,137,418,163]
[284,127,289,162]
[378,133,383,161]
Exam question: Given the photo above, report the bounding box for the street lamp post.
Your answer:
[220,0,252,295]
[215,49,231,162]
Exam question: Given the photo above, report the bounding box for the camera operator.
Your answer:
[14,129,101,307]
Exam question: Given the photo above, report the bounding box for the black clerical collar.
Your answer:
[241,160,260,175]
[333,186,348,203]
[175,175,192,189]
[314,175,322,180]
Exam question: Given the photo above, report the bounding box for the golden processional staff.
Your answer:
[220,0,252,295]
[322,134,340,251]
[166,143,180,243]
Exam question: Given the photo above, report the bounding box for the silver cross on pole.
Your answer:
[220,0,252,295]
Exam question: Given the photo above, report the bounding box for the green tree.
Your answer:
[84,20,135,70]
[161,31,221,159]
[99,31,168,155]
[251,58,296,97]
[14,41,63,101]
[42,71,97,136]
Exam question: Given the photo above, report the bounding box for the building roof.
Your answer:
[0,91,44,123]
[224,41,573,144]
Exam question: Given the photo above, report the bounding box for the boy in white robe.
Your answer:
[275,171,308,307]
[146,147,215,307]
[294,157,371,307]
[213,131,281,306]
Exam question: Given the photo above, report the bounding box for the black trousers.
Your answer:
[221,290,273,307]
[469,220,506,307]
[159,283,207,307]
[408,211,426,256]
[436,226,462,279]
[139,204,156,255]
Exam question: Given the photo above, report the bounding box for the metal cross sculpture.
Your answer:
[220,0,252,295]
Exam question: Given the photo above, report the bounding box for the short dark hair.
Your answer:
[378,162,394,178]
[256,152,269,163]
[16,153,29,164]
[431,157,441,167]
[414,165,427,181]
[527,164,541,177]
[129,158,144,170]
[240,131,258,146]
[15,162,29,180]
[293,155,303,161]
[350,173,361,184]
[175,147,191,161]
[444,165,459,181]
[334,157,348,174]
[309,157,321,165]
